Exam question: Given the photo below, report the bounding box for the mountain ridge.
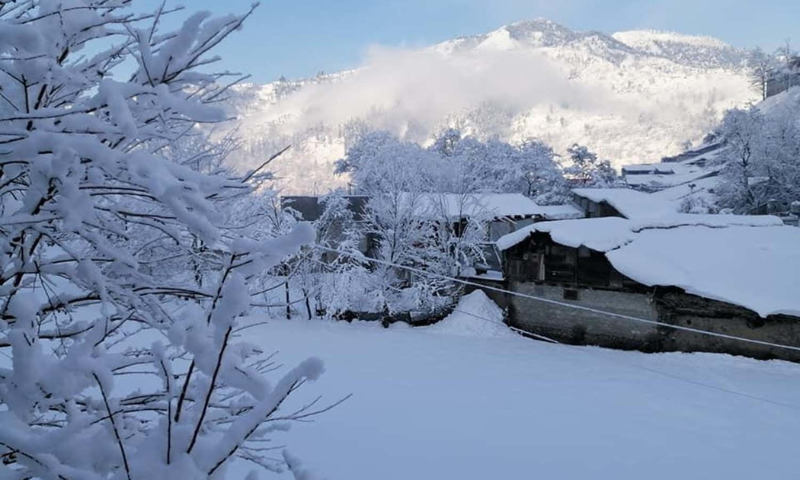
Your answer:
[222,18,758,194]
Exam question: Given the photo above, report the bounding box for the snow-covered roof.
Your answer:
[497,213,783,252]
[624,168,718,190]
[410,193,539,219]
[572,188,675,219]
[650,176,719,202]
[495,214,797,317]
[622,146,723,190]
[650,176,719,211]
[532,204,585,220]
[622,164,658,173]
[608,225,800,317]
[401,193,579,220]
[497,217,634,252]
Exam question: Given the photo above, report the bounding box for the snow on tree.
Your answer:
[345,189,489,315]
[424,191,491,282]
[679,191,717,214]
[335,131,511,314]
[516,139,571,204]
[345,150,455,314]
[429,130,547,197]
[335,129,438,195]
[714,94,800,214]
[288,190,370,319]
[749,47,777,101]
[0,2,332,478]
[714,108,767,212]
[430,127,463,158]
[764,42,800,98]
[360,190,443,313]
[339,128,569,202]
[563,143,619,187]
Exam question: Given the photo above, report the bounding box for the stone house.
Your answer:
[282,195,372,260]
[398,192,583,241]
[284,192,583,266]
[491,213,800,362]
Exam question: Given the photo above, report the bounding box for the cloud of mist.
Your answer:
[269,44,622,139]
[235,33,754,195]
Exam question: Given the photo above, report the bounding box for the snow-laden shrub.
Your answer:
[0,2,328,478]
[714,97,800,214]
[331,129,571,315]
[679,195,718,214]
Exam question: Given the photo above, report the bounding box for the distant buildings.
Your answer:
[766,56,800,98]
[285,188,800,362]
[621,142,723,194]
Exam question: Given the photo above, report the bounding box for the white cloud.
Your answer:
[231,27,755,194]
[270,43,620,139]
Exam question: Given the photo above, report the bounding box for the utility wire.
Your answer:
[314,245,800,354]
[453,308,560,343]
[449,306,800,411]
[310,245,800,409]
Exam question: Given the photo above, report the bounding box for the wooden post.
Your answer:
[285,278,291,320]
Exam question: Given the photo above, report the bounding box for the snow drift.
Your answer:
[427,291,516,339]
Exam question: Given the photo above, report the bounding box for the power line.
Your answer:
[310,245,800,410]
[314,245,800,354]
[449,306,800,411]
[452,308,560,343]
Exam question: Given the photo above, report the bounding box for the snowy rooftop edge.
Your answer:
[571,188,675,219]
[398,192,583,219]
[496,214,784,252]
[495,214,797,317]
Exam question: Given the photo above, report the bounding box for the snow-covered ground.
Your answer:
[230,292,800,479]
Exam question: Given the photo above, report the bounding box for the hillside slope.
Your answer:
[224,19,758,194]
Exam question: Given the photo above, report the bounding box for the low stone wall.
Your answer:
[654,290,800,362]
[507,282,662,351]
[500,282,800,362]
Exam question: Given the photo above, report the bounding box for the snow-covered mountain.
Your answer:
[224,19,758,194]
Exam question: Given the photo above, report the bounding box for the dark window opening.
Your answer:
[563,289,579,301]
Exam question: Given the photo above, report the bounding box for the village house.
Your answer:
[282,195,372,261]
[622,144,800,224]
[398,192,583,241]
[283,193,581,237]
[621,142,723,193]
[283,192,583,263]
[488,192,800,362]
[570,187,677,219]
[766,55,800,98]
[286,189,800,362]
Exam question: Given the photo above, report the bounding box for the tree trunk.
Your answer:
[285,281,291,320]
[304,289,313,320]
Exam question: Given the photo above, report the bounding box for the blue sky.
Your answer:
[144,0,799,83]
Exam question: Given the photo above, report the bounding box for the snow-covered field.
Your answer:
[232,293,800,479]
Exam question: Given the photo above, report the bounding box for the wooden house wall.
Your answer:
[571,195,623,219]
[503,233,642,291]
